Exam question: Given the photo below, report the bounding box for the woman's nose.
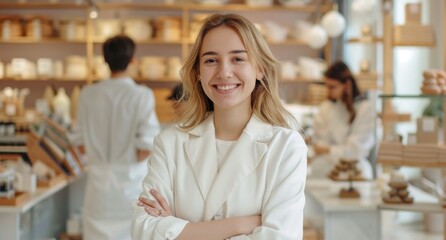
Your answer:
[217,62,233,79]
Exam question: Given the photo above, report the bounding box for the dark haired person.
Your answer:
[309,61,378,179]
[70,35,160,240]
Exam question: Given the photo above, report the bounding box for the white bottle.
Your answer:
[52,88,71,124]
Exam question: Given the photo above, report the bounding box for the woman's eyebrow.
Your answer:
[201,50,247,57]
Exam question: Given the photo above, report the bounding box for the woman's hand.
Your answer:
[137,189,173,217]
[236,215,262,235]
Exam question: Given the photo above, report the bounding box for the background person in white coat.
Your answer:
[309,61,378,179]
[132,14,307,240]
[70,35,160,240]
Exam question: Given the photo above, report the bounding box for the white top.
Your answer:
[132,114,308,240]
[69,76,160,165]
[310,99,379,179]
[216,139,236,171]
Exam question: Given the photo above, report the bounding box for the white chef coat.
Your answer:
[132,113,307,240]
[310,99,378,179]
[70,76,160,240]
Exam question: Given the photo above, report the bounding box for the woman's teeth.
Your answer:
[216,85,237,91]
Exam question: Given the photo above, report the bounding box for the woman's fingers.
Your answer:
[150,189,170,212]
[144,206,160,217]
[138,197,163,212]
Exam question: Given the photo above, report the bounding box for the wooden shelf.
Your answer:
[0,38,86,44]
[279,79,324,84]
[1,78,87,82]
[378,159,446,169]
[96,3,330,12]
[0,3,87,10]
[186,38,306,46]
[93,39,183,45]
[379,202,444,213]
[393,41,436,47]
[348,36,383,44]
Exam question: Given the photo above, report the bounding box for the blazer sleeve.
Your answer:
[312,102,331,146]
[135,88,161,151]
[231,132,307,240]
[131,134,189,240]
[329,101,376,161]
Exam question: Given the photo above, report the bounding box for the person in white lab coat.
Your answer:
[69,35,160,240]
[309,61,378,179]
[132,14,307,240]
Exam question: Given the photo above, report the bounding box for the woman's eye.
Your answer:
[233,57,245,62]
[204,58,217,64]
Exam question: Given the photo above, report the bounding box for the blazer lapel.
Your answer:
[204,117,270,220]
[184,115,218,201]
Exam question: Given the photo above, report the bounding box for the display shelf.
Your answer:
[0,3,88,10]
[0,38,86,44]
[393,41,437,47]
[378,159,446,169]
[279,79,324,84]
[96,3,330,12]
[186,3,330,12]
[1,78,87,82]
[93,39,183,45]
[379,202,443,213]
[379,94,446,99]
[348,36,383,44]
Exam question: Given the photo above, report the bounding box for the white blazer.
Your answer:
[132,114,307,240]
[310,99,378,179]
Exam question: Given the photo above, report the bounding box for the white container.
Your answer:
[37,58,54,78]
[123,19,152,41]
[246,0,273,6]
[52,87,71,124]
[65,56,87,80]
[2,20,11,40]
[0,169,15,199]
[140,57,166,79]
[167,57,182,80]
[94,19,121,41]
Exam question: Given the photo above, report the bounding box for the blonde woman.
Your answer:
[132,13,307,240]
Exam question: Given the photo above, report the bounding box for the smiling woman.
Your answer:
[132,13,307,240]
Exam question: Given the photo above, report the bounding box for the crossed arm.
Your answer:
[138,189,261,240]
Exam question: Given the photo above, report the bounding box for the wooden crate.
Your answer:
[0,191,28,206]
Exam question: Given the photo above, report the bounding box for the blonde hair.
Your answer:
[178,13,295,130]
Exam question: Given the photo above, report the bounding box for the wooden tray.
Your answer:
[37,174,67,188]
[60,233,82,240]
[0,191,29,206]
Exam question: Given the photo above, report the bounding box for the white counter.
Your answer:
[0,173,86,240]
[305,179,382,240]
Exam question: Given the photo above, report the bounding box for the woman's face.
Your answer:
[198,26,259,113]
[324,77,345,102]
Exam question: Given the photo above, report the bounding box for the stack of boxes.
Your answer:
[378,142,403,165]
[393,3,435,46]
[378,116,444,166]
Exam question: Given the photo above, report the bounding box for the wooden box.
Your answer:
[394,25,435,46]
[0,191,28,206]
[37,173,66,188]
[405,3,422,25]
[416,117,439,144]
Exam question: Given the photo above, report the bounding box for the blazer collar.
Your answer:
[188,113,274,141]
[184,113,271,220]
